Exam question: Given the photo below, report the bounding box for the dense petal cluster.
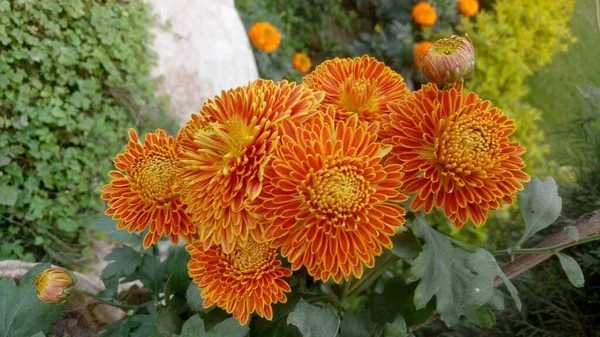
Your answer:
[248,21,281,53]
[381,84,530,227]
[302,55,410,124]
[177,79,324,253]
[251,111,408,282]
[412,2,437,26]
[101,129,195,248]
[186,238,292,325]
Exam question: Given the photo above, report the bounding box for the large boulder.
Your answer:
[148,0,259,124]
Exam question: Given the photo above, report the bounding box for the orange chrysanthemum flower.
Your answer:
[458,0,479,17]
[302,55,410,124]
[292,52,312,73]
[101,129,195,248]
[177,79,324,253]
[186,238,292,325]
[412,2,437,26]
[250,111,408,282]
[413,41,433,69]
[380,84,530,227]
[248,21,281,53]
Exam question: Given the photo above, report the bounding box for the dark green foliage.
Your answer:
[0,0,175,266]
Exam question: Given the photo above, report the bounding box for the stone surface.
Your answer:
[148,0,259,124]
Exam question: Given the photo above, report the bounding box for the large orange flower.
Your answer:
[380,84,530,227]
[186,238,292,325]
[177,79,324,253]
[101,129,195,248]
[302,55,410,124]
[250,111,408,282]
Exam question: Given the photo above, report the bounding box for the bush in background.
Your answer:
[0,0,174,266]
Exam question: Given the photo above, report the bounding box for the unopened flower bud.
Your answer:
[421,35,475,84]
[34,267,76,304]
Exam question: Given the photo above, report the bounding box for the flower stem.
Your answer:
[72,288,148,311]
[493,234,600,256]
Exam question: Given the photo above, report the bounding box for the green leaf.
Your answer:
[30,333,46,337]
[186,282,205,312]
[0,185,18,206]
[156,304,184,335]
[251,294,302,337]
[409,216,453,310]
[0,155,10,166]
[390,230,422,264]
[100,319,138,337]
[0,263,64,337]
[464,306,495,328]
[563,226,579,241]
[91,216,133,242]
[556,253,585,288]
[180,315,249,337]
[384,315,408,337]
[339,311,376,337]
[101,246,143,291]
[287,298,340,337]
[518,176,562,244]
[126,253,165,293]
[57,217,79,232]
[163,247,190,294]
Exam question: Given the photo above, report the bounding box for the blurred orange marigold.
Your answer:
[248,21,281,53]
[292,52,312,73]
[250,111,408,282]
[380,84,530,227]
[302,55,410,124]
[413,41,433,69]
[101,129,195,249]
[458,0,479,17]
[186,238,291,325]
[177,79,324,253]
[412,2,437,26]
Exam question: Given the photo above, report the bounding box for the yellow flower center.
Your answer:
[435,114,500,178]
[431,37,462,55]
[133,154,177,204]
[303,163,370,228]
[231,239,273,274]
[338,78,380,118]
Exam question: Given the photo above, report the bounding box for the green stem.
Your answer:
[73,288,149,311]
[493,234,600,256]
[346,252,399,299]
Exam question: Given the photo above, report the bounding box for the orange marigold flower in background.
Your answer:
[458,0,479,17]
[248,21,281,53]
[412,2,437,26]
[177,79,324,253]
[292,52,312,73]
[413,41,433,69]
[302,55,410,124]
[380,84,530,227]
[35,267,75,304]
[101,129,195,249]
[186,238,292,325]
[250,111,408,282]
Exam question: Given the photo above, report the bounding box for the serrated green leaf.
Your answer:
[384,315,408,337]
[0,264,64,337]
[409,216,453,310]
[180,315,249,337]
[57,217,79,232]
[339,311,376,337]
[390,230,422,264]
[186,282,205,312]
[519,177,562,244]
[163,247,190,294]
[556,253,585,288]
[251,294,302,337]
[464,306,495,328]
[0,185,18,206]
[563,226,579,241]
[287,298,340,337]
[156,304,183,335]
[101,246,143,291]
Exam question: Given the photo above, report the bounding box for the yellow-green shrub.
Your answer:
[464,0,575,175]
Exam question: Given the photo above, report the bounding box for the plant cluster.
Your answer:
[0,0,174,265]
